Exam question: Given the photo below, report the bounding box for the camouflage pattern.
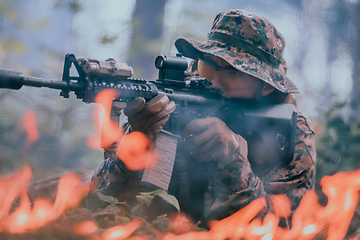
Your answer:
[90,8,315,226]
[203,108,316,222]
[90,106,316,224]
[90,157,141,202]
[175,9,300,94]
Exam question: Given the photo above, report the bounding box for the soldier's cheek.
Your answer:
[209,77,224,90]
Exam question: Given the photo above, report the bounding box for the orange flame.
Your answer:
[169,212,193,234]
[4,95,360,239]
[161,168,360,240]
[74,220,98,236]
[126,236,149,240]
[19,110,39,150]
[0,166,32,225]
[88,89,157,171]
[269,194,291,219]
[87,89,124,150]
[101,219,143,240]
[1,167,360,239]
[117,131,156,171]
[0,166,89,234]
[53,172,89,213]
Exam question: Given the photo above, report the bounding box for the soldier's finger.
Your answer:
[184,128,215,150]
[138,94,170,117]
[181,118,214,138]
[124,97,146,117]
[142,101,176,130]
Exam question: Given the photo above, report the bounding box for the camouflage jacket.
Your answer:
[90,103,316,225]
[201,108,316,222]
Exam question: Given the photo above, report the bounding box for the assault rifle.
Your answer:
[0,53,297,190]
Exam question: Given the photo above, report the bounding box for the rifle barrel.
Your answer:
[0,69,81,91]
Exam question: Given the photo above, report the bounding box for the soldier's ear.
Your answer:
[261,83,275,96]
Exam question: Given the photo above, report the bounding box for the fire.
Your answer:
[0,166,89,234]
[0,89,156,237]
[88,89,124,150]
[1,158,360,239]
[302,224,316,235]
[74,220,98,235]
[18,110,39,150]
[169,212,193,234]
[0,165,145,238]
[160,169,360,240]
[269,194,291,218]
[3,90,360,239]
[117,131,156,171]
[88,89,156,171]
[0,166,31,224]
[101,219,143,240]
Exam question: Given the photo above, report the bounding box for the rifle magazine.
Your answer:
[141,130,178,190]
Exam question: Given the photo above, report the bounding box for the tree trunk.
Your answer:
[127,0,168,79]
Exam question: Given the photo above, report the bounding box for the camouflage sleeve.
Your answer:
[204,111,316,221]
[204,156,266,220]
[262,112,316,210]
[89,157,141,199]
[90,117,143,196]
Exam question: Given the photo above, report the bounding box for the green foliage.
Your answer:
[84,190,123,215]
[316,102,360,184]
[137,189,180,211]
[82,188,179,221]
[77,187,184,238]
[136,194,154,207]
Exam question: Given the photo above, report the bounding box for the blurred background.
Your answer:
[0,0,359,186]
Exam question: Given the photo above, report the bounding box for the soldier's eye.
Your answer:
[227,69,241,77]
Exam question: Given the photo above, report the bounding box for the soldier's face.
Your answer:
[198,55,274,99]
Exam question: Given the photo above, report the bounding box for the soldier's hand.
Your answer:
[124,94,176,137]
[181,117,247,168]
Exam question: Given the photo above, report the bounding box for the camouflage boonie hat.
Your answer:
[175,9,299,94]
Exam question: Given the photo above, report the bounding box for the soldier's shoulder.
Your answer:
[296,110,315,136]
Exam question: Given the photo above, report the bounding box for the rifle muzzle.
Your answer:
[0,69,25,90]
[0,68,78,92]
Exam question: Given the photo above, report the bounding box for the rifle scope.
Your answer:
[155,54,188,71]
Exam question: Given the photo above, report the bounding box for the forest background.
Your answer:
[0,0,360,201]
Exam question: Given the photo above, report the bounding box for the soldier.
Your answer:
[91,9,316,227]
